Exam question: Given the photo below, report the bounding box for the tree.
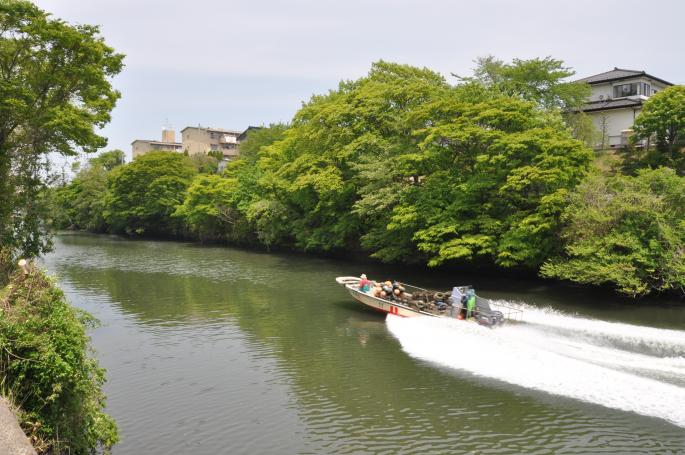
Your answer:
[632,85,685,167]
[174,174,244,242]
[253,61,450,253]
[397,96,592,268]
[237,124,288,164]
[228,61,591,267]
[0,0,124,257]
[188,153,219,174]
[457,56,591,110]
[104,152,196,236]
[90,149,125,171]
[541,168,685,297]
[51,150,125,231]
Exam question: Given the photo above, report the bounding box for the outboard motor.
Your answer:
[476,310,504,327]
[474,296,505,327]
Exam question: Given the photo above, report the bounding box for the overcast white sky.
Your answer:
[35,0,684,161]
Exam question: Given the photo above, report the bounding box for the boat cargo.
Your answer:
[335,276,522,328]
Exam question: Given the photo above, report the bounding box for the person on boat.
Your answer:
[358,274,372,292]
[466,289,477,319]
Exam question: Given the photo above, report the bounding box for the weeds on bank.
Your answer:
[0,261,118,454]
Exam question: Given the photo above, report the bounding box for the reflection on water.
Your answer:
[44,233,685,454]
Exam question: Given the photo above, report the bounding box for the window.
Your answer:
[210,144,218,151]
[613,83,638,98]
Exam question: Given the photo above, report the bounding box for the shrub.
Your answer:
[0,267,118,453]
[541,167,685,297]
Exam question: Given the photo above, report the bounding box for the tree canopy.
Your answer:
[541,168,685,296]
[104,152,196,236]
[457,56,591,110]
[50,57,685,298]
[0,0,124,256]
[219,61,592,267]
[633,85,685,168]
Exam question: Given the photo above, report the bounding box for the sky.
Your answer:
[34,0,685,162]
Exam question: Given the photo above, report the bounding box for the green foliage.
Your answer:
[51,150,126,232]
[0,268,118,453]
[53,165,109,231]
[215,61,592,268]
[237,124,287,164]
[0,0,124,258]
[459,55,591,110]
[188,153,219,174]
[632,85,685,169]
[406,108,591,268]
[89,150,125,172]
[104,152,196,236]
[541,168,685,296]
[174,174,243,242]
[52,58,684,297]
[206,150,224,161]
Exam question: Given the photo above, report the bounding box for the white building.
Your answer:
[576,68,673,149]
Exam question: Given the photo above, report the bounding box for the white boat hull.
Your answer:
[335,276,521,327]
[337,276,441,319]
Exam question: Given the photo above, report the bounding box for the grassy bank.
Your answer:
[0,256,118,454]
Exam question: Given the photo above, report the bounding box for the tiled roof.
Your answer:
[576,68,642,84]
[580,98,643,112]
[576,67,673,86]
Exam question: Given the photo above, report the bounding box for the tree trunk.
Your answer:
[0,147,14,248]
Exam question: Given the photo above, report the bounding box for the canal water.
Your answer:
[44,233,685,454]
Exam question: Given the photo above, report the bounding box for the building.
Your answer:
[131,128,182,158]
[577,68,673,149]
[132,125,262,162]
[237,126,262,142]
[181,126,243,159]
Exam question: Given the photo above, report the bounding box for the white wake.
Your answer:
[386,306,685,428]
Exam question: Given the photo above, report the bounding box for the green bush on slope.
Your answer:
[541,167,685,297]
[0,265,118,454]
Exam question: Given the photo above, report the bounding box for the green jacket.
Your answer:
[466,295,476,317]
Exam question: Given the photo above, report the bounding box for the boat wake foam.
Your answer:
[386,307,685,428]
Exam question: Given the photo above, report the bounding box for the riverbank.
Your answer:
[0,261,118,454]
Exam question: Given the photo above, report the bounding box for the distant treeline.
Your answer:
[52,59,685,298]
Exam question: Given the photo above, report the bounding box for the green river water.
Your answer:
[43,233,685,454]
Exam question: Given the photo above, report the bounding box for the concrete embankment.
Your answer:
[0,397,36,455]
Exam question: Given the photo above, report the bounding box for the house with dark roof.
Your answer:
[576,68,674,149]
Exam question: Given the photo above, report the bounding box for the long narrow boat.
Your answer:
[335,276,521,328]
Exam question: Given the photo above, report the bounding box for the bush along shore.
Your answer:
[0,254,118,454]
[51,60,685,299]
